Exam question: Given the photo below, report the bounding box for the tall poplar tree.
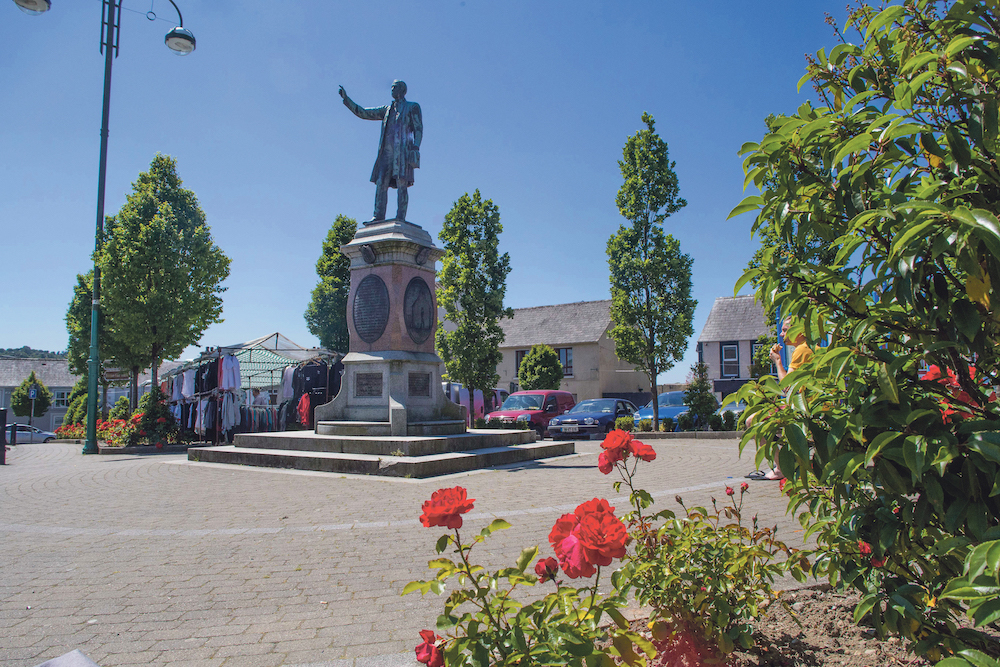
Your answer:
[97,154,230,392]
[436,190,513,421]
[607,113,696,427]
[304,214,357,352]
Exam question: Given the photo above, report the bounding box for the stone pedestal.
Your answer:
[313,219,466,435]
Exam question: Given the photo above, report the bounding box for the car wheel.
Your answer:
[535,426,544,439]
[605,423,614,433]
[44,437,54,443]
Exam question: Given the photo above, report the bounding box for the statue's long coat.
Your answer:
[343,97,422,188]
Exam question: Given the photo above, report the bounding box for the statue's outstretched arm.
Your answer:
[338,86,387,121]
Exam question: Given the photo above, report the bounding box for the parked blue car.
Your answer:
[632,391,690,429]
[548,398,638,440]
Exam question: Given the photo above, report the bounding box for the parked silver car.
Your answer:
[9,424,57,443]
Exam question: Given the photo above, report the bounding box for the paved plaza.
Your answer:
[1,437,804,667]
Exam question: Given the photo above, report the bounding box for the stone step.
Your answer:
[232,428,535,457]
[187,440,575,478]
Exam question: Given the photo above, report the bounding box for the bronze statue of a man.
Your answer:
[339,80,422,224]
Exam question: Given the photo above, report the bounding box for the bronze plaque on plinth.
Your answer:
[403,277,434,344]
[353,275,390,343]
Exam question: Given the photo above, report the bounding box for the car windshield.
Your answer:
[500,394,544,410]
[569,399,615,414]
[641,392,686,410]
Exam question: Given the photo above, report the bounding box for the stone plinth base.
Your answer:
[187,428,574,478]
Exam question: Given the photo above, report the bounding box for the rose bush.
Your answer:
[405,485,652,667]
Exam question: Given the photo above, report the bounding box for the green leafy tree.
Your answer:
[0,347,64,359]
[65,271,137,416]
[731,2,1000,662]
[61,378,89,427]
[11,371,53,419]
[97,154,231,393]
[436,190,513,421]
[683,362,718,430]
[108,396,130,421]
[305,214,357,352]
[608,113,696,427]
[517,344,563,390]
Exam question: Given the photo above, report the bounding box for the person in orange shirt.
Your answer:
[748,317,813,481]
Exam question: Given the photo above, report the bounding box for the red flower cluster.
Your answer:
[419,487,475,529]
[534,556,559,583]
[415,630,443,667]
[156,417,167,424]
[858,540,872,556]
[597,430,656,474]
[548,498,627,579]
[921,364,996,422]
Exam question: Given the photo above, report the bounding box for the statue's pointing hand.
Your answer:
[338,85,347,101]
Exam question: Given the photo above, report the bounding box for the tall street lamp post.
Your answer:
[12,0,196,454]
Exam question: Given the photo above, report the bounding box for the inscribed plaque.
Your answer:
[355,372,383,397]
[408,372,431,397]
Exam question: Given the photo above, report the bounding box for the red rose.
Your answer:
[419,487,475,529]
[858,540,872,555]
[155,442,164,449]
[628,439,656,462]
[415,630,443,667]
[779,478,787,493]
[740,482,749,492]
[597,449,618,474]
[139,430,147,436]
[534,556,559,583]
[725,486,735,496]
[156,417,167,424]
[870,556,886,568]
[548,498,625,579]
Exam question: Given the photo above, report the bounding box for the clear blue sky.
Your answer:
[2,0,838,383]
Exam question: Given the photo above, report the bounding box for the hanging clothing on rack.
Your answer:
[181,369,196,398]
[297,394,311,428]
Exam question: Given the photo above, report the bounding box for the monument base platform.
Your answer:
[187,429,575,478]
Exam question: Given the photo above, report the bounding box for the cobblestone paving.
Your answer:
[1,438,804,666]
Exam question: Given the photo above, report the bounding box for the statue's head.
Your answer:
[391,80,407,100]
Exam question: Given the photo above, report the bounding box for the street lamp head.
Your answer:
[164,26,195,55]
[12,0,50,15]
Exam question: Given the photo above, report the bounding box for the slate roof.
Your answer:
[0,358,78,389]
[500,300,612,349]
[697,295,771,343]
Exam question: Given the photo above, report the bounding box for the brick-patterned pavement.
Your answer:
[1,437,804,667]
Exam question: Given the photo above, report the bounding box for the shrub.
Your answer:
[676,413,693,431]
[405,486,647,667]
[638,418,653,432]
[63,394,88,428]
[615,416,634,432]
[135,387,176,445]
[659,417,674,432]
[517,345,563,390]
[732,2,1000,662]
[623,485,797,656]
[473,417,487,429]
[683,362,718,428]
[721,410,737,431]
[108,395,130,421]
[707,413,723,431]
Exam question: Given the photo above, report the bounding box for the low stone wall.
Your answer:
[630,430,744,440]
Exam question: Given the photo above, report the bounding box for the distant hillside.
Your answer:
[0,347,66,359]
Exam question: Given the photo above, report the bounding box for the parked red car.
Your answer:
[485,390,575,438]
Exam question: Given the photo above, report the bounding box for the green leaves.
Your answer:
[304,214,357,352]
[436,190,513,411]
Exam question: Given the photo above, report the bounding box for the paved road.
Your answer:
[1,437,803,667]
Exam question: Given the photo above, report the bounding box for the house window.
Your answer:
[751,342,776,375]
[515,350,529,374]
[721,342,739,378]
[555,347,573,377]
[54,391,70,408]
